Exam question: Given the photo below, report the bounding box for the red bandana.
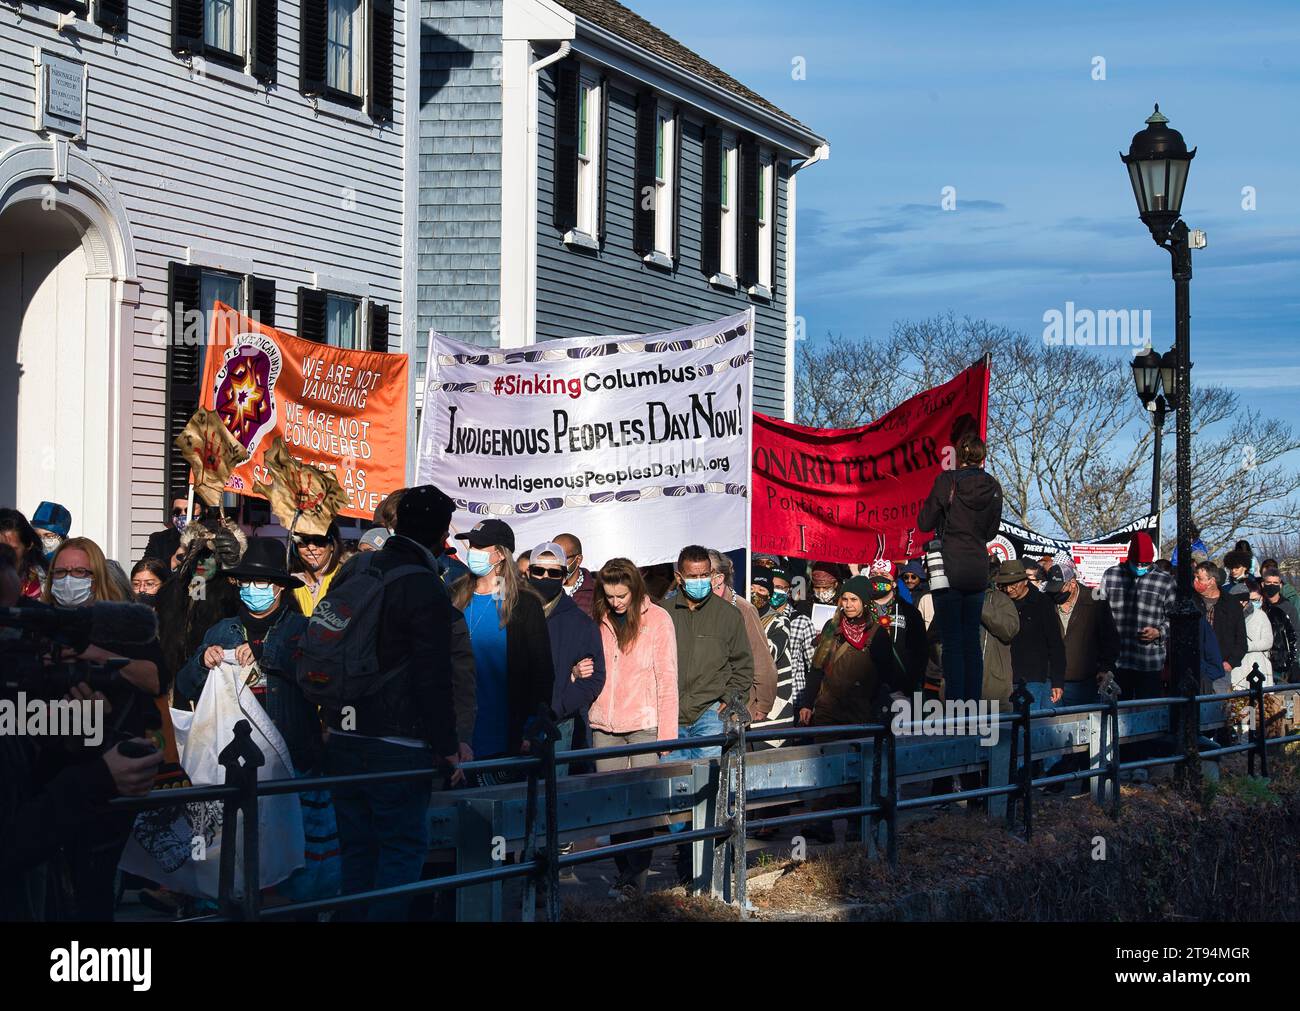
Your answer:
[839,615,870,650]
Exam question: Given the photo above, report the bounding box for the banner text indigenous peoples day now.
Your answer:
[416,312,754,566]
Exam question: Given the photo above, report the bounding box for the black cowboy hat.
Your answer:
[222,537,299,587]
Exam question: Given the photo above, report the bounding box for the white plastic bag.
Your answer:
[119,662,305,899]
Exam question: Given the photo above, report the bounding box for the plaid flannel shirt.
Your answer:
[786,610,815,706]
[1099,564,1175,672]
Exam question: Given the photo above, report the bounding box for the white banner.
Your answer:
[416,311,754,567]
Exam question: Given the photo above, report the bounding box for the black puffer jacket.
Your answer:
[917,467,1003,592]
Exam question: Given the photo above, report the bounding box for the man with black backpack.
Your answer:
[308,485,464,921]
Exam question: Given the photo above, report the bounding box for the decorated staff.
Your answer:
[174,406,252,521]
[254,437,349,537]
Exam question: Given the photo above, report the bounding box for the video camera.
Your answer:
[0,601,161,749]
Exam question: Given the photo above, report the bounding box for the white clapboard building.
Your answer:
[0,0,409,561]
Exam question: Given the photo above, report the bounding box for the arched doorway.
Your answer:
[0,143,137,560]
[0,202,92,523]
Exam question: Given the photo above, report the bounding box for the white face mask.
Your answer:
[52,574,94,607]
[40,533,63,556]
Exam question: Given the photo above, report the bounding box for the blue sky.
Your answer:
[636,0,1300,427]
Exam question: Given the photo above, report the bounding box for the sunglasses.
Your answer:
[529,565,566,579]
[296,536,333,548]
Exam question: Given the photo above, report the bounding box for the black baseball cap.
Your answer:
[454,518,515,552]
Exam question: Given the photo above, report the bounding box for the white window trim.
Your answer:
[757,151,774,290]
[325,291,365,349]
[18,3,107,40]
[574,67,602,242]
[719,133,738,279]
[202,0,247,67]
[653,104,676,259]
[326,0,368,101]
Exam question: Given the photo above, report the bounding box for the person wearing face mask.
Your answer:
[39,537,170,920]
[129,558,170,609]
[142,488,208,566]
[175,538,321,772]
[666,544,753,885]
[552,532,595,618]
[1042,558,1119,709]
[29,500,72,566]
[1259,567,1299,682]
[290,522,343,617]
[1193,561,1247,680]
[749,568,815,750]
[0,508,46,600]
[1227,579,1274,690]
[808,561,843,608]
[994,559,1066,711]
[526,542,605,771]
[706,550,777,724]
[1100,532,1175,706]
[866,561,928,697]
[450,520,554,782]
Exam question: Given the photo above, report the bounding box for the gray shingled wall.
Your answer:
[417,1,504,387]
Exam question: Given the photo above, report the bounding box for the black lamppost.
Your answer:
[1130,345,1179,546]
[1122,104,1202,787]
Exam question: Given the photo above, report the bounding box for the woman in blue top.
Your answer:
[449,519,554,783]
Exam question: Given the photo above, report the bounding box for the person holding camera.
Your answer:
[917,433,1004,704]
[526,542,605,773]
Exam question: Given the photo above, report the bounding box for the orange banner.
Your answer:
[198,302,409,519]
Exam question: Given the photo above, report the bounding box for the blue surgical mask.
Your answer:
[771,590,789,609]
[682,577,712,601]
[240,584,277,612]
[467,548,495,577]
[1130,563,1150,577]
[1251,600,1263,611]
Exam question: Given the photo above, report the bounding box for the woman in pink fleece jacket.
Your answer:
[589,557,678,896]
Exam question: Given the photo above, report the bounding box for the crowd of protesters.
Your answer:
[3,432,1299,918]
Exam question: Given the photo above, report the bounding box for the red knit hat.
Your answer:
[1127,531,1156,564]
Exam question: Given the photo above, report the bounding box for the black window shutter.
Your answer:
[246,274,276,328]
[552,63,579,233]
[96,0,128,34]
[632,90,657,256]
[369,302,390,352]
[771,159,783,294]
[171,0,204,56]
[597,77,610,245]
[250,0,278,84]
[738,135,760,289]
[165,262,203,500]
[298,287,328,343]
[370,0,395,121]
[299,0,328,96]
[700,126,722,277]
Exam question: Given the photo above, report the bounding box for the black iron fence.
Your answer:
[108,665,1300,922]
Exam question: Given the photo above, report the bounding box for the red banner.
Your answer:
[751,360,990,563]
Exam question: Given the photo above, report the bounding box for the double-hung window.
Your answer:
[203,0,241,62]
[575,71,602,239]
[654,107,676,258]
[327,0,366,99]
[757,152,774,290]
[326,294,362,349]
[719,136,738,279]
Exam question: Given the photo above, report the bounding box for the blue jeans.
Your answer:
[933,588,985,702]
[673,704,725,761]
[1025,680,1053,712]
[554,716,575,776]
[325,734,437,922]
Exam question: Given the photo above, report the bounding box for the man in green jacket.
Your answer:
[668,545,755,757]
[666,544,753,886]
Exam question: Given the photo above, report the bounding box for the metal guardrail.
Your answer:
[108,665,1299,922]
